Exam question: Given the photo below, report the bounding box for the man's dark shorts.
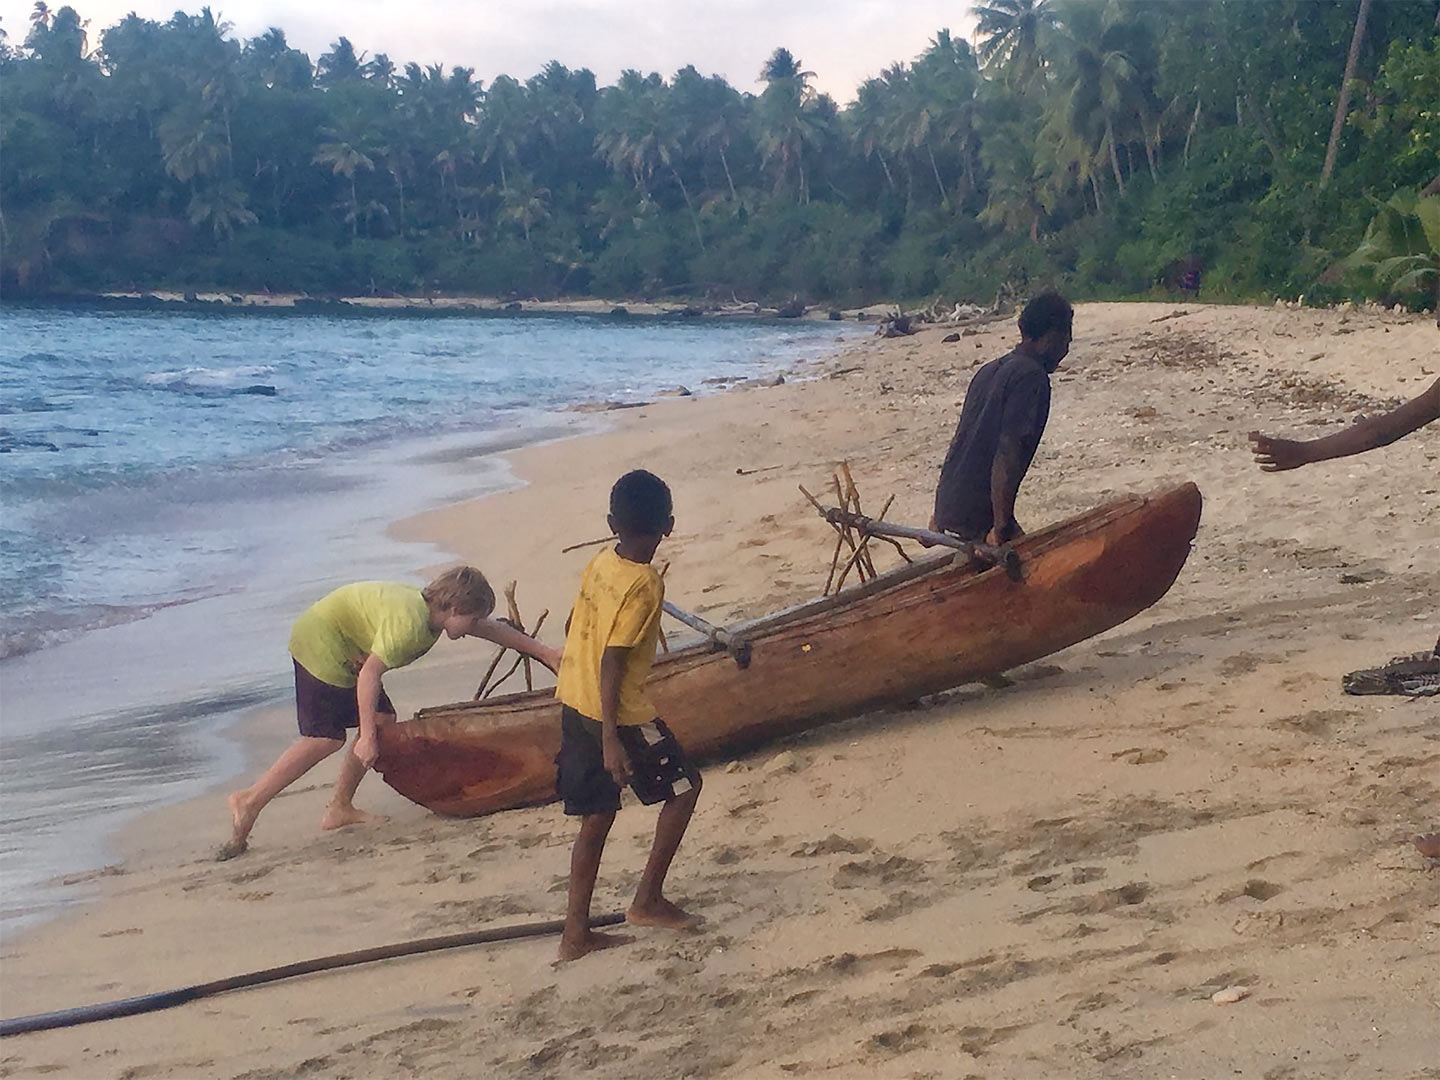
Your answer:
[293,660,396,741]
[555,706,701,816]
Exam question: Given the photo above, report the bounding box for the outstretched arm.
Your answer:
[1249,377,1440,472]
[471,617,563,672]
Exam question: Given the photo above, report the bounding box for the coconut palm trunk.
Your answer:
[1320,0,1372,189]
[718,147,738,202]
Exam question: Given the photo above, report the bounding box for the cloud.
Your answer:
[3,0,979,101]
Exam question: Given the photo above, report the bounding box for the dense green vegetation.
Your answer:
[2,0,1437,307]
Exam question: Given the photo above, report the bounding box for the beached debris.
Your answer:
[1211,985,1251,1005]
[1342,639,1440,697]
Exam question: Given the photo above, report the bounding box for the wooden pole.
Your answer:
[820,507,1022,581]
[662,601,731,646]
[661,601,751,668]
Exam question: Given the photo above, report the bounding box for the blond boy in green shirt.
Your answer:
[221,566,559,859]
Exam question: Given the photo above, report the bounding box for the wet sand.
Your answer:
[1,302,1436,1079]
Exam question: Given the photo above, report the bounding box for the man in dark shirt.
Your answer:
[932,292,1073,545]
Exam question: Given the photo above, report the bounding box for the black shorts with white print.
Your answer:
[555,706,700,816]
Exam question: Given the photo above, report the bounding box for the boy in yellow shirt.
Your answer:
[555,471,703,961]
[221,566,560,859]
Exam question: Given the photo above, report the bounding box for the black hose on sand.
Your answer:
[1,913,625,1036]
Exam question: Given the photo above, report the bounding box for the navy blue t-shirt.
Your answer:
[933,349,1051,541]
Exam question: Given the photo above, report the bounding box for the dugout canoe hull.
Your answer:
[378,482,1203,816]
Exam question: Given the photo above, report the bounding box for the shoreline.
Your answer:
[4,290,878,321]
[2,301,1435,1078]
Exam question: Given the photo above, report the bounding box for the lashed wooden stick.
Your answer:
[473,579,519,699]
[503,583,530,691]
[802,480,866,595]
[823,527,847,595]
[838,462,877,579]
[833,494,893,592]
[483,609,549,699]
[562,535,615,554]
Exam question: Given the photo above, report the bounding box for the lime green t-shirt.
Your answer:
[555,548,663,725]
[288,582,441,688]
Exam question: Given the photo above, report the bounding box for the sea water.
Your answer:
[0,305,859,931]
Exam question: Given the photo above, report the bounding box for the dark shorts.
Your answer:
[293,660,396,741]
[555,706,701,816]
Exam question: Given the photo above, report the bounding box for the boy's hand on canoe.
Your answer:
[603,733,632,785]
[354,731,380,769]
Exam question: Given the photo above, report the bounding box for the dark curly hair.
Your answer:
[609,470,673,536]
[1018,292,1073,339]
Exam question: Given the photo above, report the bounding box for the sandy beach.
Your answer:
[1,302,1436,1079]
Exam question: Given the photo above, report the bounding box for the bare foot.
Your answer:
[1412,833,1440,859]
[215,838,247,861]
[557,929,633,963]
[320,805,388,831]
[227,790,258,849]
[626,897,702,930]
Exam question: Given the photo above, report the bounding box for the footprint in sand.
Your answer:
[790,834,871,858]
[832,854,926,889]
[1111,747,1169,765]
[1217,879,1284,903]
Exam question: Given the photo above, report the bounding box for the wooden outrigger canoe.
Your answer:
[377,482,1202,816]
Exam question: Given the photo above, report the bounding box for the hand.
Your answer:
[537,645,563,674]
[1248,431,1312,472]
[602,733,632,785]
[986,522,1022,547]
[354,731,379,769]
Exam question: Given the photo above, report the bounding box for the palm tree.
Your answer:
[594,69,666,196]
[159,100,227,186]
[476,74,529,192]
[313,131,375,235]
[974,0,1058,94]
[698,81,748,203]
[1050,2,1143,195]
[500,175,550,244]
[316,36,363,87]
[364,52,395,86]
[905,30,981,206]
[187,180,257,240]
[755,47,820,203]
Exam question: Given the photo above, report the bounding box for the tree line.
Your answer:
[2,0,1437,307]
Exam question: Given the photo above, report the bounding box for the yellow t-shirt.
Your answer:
[288,582,440,688]
[555,548,663,725]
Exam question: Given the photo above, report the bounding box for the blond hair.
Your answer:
[422,566,496,616]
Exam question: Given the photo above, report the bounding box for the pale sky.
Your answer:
[3,0,982,102]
